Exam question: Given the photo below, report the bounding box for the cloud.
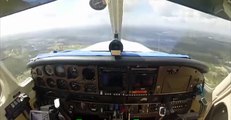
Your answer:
[147,0,231,36]
[0,0,230,36]
[123,0,139,12]
[0,0,110,36]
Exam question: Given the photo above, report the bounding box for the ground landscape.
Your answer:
[0,26,230,87]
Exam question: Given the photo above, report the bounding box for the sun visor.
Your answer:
[168,0,231,21]
[0,0,56,18]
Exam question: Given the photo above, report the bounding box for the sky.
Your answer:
[0,0,231,36]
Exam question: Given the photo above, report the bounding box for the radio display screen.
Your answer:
[132,73,154,88]
[101,72,123,88]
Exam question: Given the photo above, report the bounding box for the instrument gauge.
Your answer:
[68,66,78,79]
[44,65,54,76]
[70,81,80,91]
[55,65,65,77]
[82,68,95,80]
[57,79,68,89]
[47,78,56,88]
[89,0,107,10]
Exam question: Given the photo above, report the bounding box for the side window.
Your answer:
[206,103,228,120]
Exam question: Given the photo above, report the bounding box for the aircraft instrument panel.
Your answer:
[28,51,208,120]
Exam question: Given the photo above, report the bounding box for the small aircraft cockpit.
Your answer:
[0,0,230,120]
[27,49,208,120]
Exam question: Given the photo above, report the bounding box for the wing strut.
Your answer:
[108,0,124,41]
[107,0,124,56]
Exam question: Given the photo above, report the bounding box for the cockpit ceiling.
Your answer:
[1,0,231,21]
[0,0,56,18]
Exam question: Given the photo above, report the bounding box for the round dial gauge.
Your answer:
[57,79,68,89]
[44,65,54,76]
[68,66,78,79]
[47,78,56,88]
[70,81,80,91]
[89,0,107,10]
[55,65,65,77]
[82,68,95,80]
